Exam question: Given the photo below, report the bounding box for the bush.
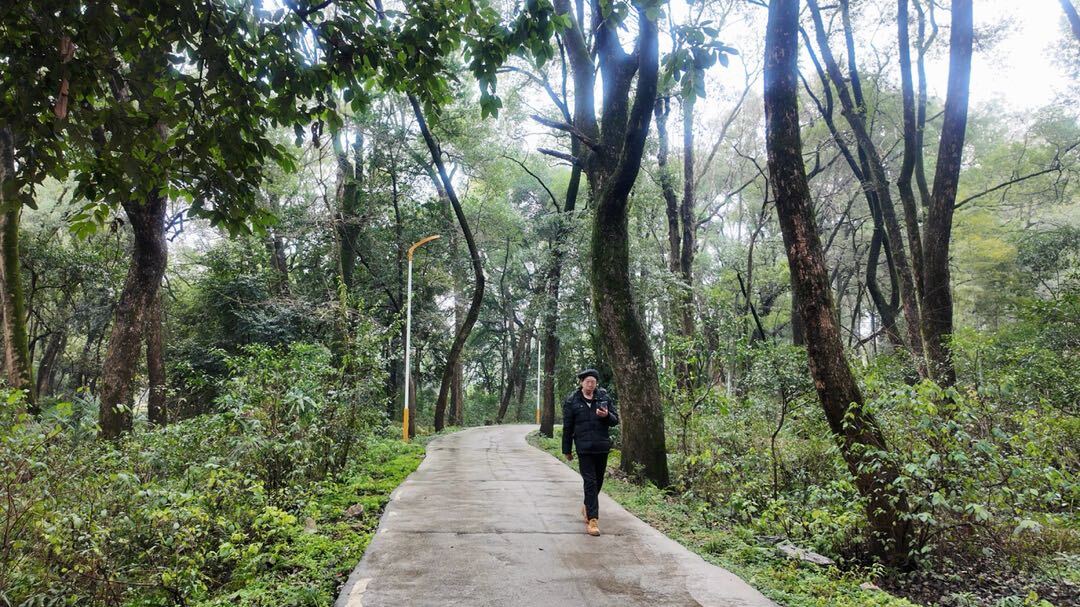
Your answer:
[0,336,412,606]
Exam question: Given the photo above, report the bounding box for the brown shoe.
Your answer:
[587,518,600,536]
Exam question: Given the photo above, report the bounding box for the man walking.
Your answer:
[562,368,619,536]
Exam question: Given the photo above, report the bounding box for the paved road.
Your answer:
[335,425,778,607]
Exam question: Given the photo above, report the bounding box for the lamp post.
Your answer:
[535,333,541,424]
[403,234,440,441]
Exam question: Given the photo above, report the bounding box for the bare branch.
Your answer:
[537,147,582,167]
[501,154,561,212]
[530,114,599,149]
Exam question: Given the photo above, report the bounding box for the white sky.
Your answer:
[688,0,1077,114]
[903,0,1072,109]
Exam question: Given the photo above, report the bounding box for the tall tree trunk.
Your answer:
[336,131,363,291]
[553,0,669,486]
[146,290,166,426]
[897,0,927,297]
[540,157,581,436]
[913,0,936,206]
[497,311,535,423]
[449,233,466,426]
[655,98,681,276]
[765,0,910,566]
[653,95,697,391]
[266,231,290,295]
[588,5,668,487]
[409,95,485,433]
[450,358,464,425]
[35,330,66,399]
[653,98,690,385]
[99,190,168,439]
[921,0,973,387]
[678,95,696,345]
[0,126,34,410]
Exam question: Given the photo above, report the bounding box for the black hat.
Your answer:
[576,368,600,381]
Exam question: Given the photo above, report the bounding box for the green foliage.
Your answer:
[651,327,1078,603]
[0,341,421,606]
[863,379,1079,567]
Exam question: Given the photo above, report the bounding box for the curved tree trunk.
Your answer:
[409,95,485,433]
[553,0,669,487]
[765,0,910,566]
[897,0,927,299]
[99,189,168,439]
[921,0,973,387]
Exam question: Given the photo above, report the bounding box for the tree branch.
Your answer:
[537,147,582,167]
[502,154,561,212]
[530,114,599,149]
[954,141,1077,210]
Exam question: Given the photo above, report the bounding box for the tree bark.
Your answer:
[577,1,669,487]
[678,95,696,343]
[897,0,927,298]
[540,157,581,437]
[913,0,936,207]
[449,228,466,426]
[99,188,168,439]
[409,94,485,433]
[35,331,66,399]
[921,0,973,386]
[497,310,535,423]
[146,289,166,426]
[336,131,363,291]
[655,99,681,276]
[765,0,910,566]
[653,98,691,385]
[550,0,669,486]
[0,126,35,410]
[266,230,290,296]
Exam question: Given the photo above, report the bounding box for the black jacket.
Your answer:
[562,387,619,455]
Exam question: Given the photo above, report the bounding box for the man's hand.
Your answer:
[596,407,609,418]
[564,452,574,462]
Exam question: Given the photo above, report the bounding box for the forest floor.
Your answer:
[529,428,921,607]
[334,424,777,606]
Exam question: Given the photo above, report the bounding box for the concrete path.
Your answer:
[335,425,778,607]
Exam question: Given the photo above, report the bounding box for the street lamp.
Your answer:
[536,333,541,424]
[403,234,440,441]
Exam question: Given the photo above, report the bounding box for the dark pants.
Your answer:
[579,451,609,520]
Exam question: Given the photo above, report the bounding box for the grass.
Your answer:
[528,428,920,607]
[193,435,429,607]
